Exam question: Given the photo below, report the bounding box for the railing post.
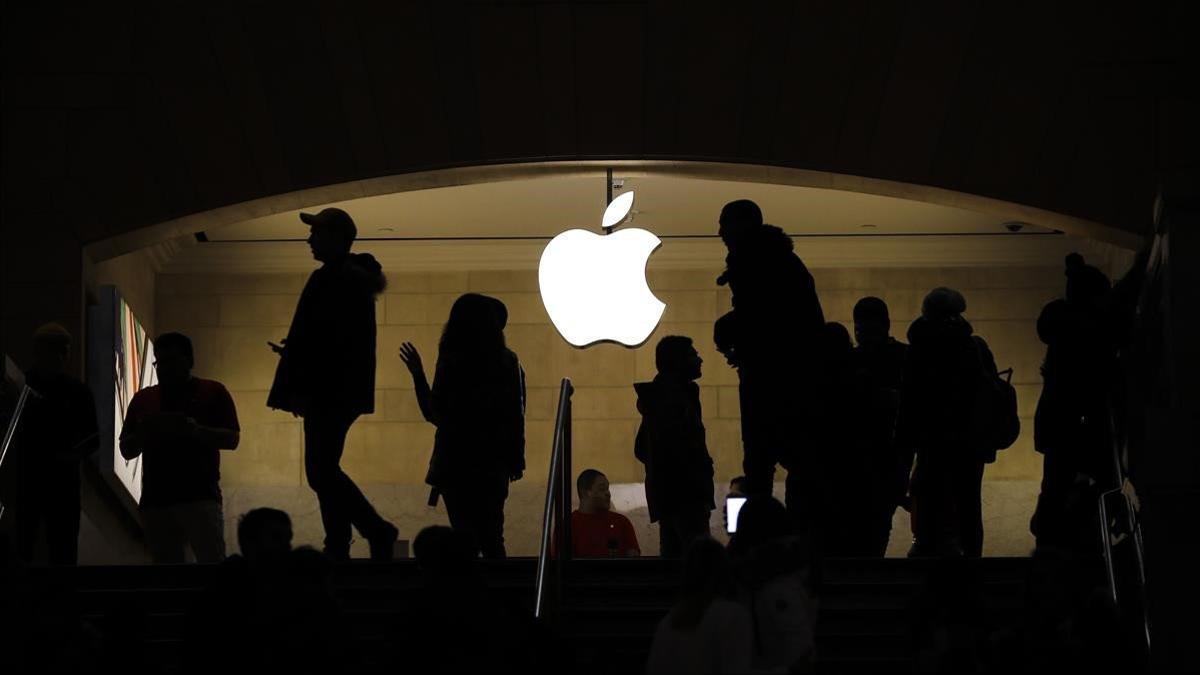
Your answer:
[560,396,573,562]
[535,379,573,620]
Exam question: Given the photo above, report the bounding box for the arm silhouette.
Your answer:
[400,342,435,424]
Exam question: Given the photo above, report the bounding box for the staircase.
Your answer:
[12,556,1030,673]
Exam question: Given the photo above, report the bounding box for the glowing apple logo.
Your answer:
[538,191,666,347]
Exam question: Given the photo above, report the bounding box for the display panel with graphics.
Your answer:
[89,286,155,506]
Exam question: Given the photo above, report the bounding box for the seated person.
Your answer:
[558,469,640,557]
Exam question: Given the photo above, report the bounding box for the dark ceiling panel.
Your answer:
[204,3,291,196]
[959,2,1067,203]
[925,0,1004,194]
[353,2,450,170]
[736,0,796,160]
[139,5,261,210]
[642,0,683,154]
[772,0,871,169]
[572,3,646,156]
[67,107,162,235]
[469,5,544,159]
[314,1,389,177]
[534,3,579,156]
[3,2,1188,240]
[868,0,980,184]
[832,0,909,177]
[668,2,753,158]
[241,2,360,190]
[429,3,483,162]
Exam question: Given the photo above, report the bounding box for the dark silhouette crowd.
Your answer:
[1,199,1145,674]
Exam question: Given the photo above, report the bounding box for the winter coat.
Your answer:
[267,253,385,417]
[425,349,525,487]
[633,377,715,522]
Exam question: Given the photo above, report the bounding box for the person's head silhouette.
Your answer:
[482,294,509,330]
[921,287,967,322]
[153,332,194,388]
[718,199,763,250]
[32,322,72,373]
[656,335,703,381]
[853,296,892,348]
[727,495,789,557]
[237,507,293,563]
[301,207,357,263]
[824,322,853,361]
[413,525,476,576]
[1064,253,1111,304]
[577,469,612,514]
[439,293,507,358]
[728,476,746,497]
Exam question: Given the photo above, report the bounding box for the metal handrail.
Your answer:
[0,384,36,522]
[1096,226,1166,659]
[534,378,573,620]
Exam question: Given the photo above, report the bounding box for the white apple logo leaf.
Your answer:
[602,191,635,229]
[539,190,667,348]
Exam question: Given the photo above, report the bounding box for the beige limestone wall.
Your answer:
[157,263,1063,557]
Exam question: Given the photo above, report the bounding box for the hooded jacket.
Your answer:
[267,253,385,416]
[894,315,984,459]
[634,377,715,522]
[718,225,825,376]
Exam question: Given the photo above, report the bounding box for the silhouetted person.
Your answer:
[400,295,525,469]
[13,323,98,565]
[849,297,909,556]
[722,475,746,535]
[120,332,239,563]
[185,510,348,674]
[634,335,715,558]
[557,469,640,557]
[267,207,397,561]
[815,321,861,556]
[895,289,995,557]
[396,525,538,674]
[726,496,817,671]
[646,538,752,675]
[234,506,293,563]
[413,293,525,558]
[728,475,746,496]
[714,199,826,539]
[1031,254,1116,553]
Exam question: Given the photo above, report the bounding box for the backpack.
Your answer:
[969,336,1021,462]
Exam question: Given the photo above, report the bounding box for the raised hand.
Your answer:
[399,342,424,378]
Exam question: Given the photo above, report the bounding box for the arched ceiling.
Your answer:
[3,1,1195,251]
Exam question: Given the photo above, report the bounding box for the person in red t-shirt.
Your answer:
[120,332,240,563]
[560,469,640,558]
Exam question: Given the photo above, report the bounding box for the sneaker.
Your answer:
[368,522,399,561]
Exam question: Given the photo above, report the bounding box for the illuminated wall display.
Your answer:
[88,287,156,507]
[538,191,666,347]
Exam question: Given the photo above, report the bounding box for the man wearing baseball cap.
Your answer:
[267,207,398,560]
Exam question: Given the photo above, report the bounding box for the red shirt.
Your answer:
[121,378,239,507]
[562,510,640,558]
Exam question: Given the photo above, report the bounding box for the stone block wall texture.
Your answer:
[157,264,1063,557]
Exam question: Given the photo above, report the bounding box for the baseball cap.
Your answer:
[299,207,357,241]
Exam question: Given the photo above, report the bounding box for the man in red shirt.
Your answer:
[565,469,640,558]
[120,332,240,563]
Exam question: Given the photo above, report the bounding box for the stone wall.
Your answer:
[156,263,1063,557]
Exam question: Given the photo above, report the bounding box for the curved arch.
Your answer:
[86,160,1140,263]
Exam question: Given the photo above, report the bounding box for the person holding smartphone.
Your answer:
[724,476,747,536]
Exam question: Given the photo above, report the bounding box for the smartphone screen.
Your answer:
[726,496,747,534]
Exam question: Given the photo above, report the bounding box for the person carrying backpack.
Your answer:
[896,288,1015,557]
